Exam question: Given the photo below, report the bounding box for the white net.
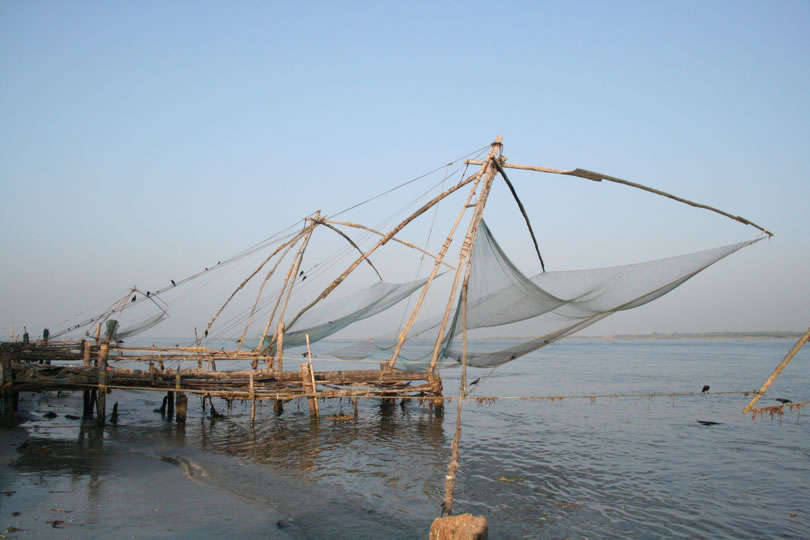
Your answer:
[331,220,760,370]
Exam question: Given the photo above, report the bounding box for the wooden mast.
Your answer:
[382,170,485,376]
[427,137,503,378]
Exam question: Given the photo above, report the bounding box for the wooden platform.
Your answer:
[1,340,443,423]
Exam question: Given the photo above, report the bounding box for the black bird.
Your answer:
[171,279,176,286]
[301,275,306,281]
[701,385,710,393]
[776,398,793,404]
[146,291,151,297]
[697,420,722,426]
[217,261,221,265]
[205,267,208,271]
[299,270,304,276]
[131,295,136,303]
[470,378,481,387]
[204,329,208,338]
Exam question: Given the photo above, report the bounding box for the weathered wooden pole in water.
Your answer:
[96,342,109,426]
[175,372,187,424]
[82,340,93,417]
[742,327,810,414]
[249,372,256,425]
[1,344,20,414]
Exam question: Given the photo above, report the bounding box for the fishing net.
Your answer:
[331,220,760,370]
[249,276,435,351]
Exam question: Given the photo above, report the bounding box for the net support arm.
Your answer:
[465,160,774,237]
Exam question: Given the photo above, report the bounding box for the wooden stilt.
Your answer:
[249,372,256,425]
[82,340,92,418]
[300,363,319,417]
[175,372,187,424]
[96,342,109,426]
[166,390,175,419]
[1,346,14,415]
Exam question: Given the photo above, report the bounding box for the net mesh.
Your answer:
[331,220,759,370]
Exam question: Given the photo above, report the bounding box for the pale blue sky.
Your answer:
[1,1,808,339]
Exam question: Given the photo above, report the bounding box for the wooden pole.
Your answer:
[742,328,810,414]
[257,220,313,353]
[82,340,92,417]
[323,220,456,269]
[249,372,256,425]
[270,211,319,365]
[176,372,187,424]
[1,346,14,415]
[439,141,501,518]
[466,159,774,237]
[238,237,298,352]
[383,167,485,375]
[282,168,485,335]
[428,138,502,378]
[306,334,318,417]
[210,227,312,345]
[96,342,109,426]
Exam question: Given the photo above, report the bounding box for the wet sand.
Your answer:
[1,405,295,539]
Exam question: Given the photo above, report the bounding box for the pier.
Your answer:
[0,340,443,424]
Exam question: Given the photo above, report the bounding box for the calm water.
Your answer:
[5,339,810,538]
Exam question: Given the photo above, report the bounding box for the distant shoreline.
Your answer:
[573,331,803,340]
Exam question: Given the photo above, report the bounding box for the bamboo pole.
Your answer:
[269,212,320,366]
[439,142,501,517]
[305,334,319,417]
[206,227,312,344]
[257,219,315,353]
[383,169,485,375]
[465,160,774,237]
[317,221,383,280]
[237,237,297,352]
[322,220,456,270]
[282,167,485,335]
[428,138,502,377]
[742,328,810,414]
[249,372,256,425]
[96,342,109,426]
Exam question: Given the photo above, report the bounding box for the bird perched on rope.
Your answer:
[131,295,136,303]
[775,398,793,404]
[146,291,151,297]
[701,385,710,393]
[171,279,176,286]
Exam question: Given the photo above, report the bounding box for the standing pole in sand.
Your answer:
[742,328,810,414]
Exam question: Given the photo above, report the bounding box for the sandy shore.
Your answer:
[1,400,296,539]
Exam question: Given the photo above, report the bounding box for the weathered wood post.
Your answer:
[166,389,175,420]
[175,372,187,424]
[300,363,319,417]
[1,344,17,415]
[82,340,93,417]
[96,343,109,426]
[248,372,257,425]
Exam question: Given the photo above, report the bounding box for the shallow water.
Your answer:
[4,338,809,538]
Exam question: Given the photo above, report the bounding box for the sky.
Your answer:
[1,0,808,341]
